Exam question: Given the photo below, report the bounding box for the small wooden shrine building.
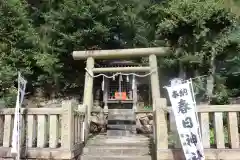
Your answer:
[94,60,151,111]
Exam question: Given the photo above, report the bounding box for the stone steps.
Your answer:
[83,146,150,156]
[108,120,136,125]
[81,155,152,160]
[108,114,135,121]
[107,124,136,130]
[87,139,150,147]
[107,124,136,136]
[107,130,136,136]
[107,108,136,137]
[81,102,152,160]
[81,105,151,159]
[83,135,152,160]
[108,109,135,114]
[91,134,148,138]
[87,135,151,147]
[89,135,150,140]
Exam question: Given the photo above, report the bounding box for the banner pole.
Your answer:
[11,72,27,160]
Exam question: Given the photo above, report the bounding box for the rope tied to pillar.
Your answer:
[84,68,157,78]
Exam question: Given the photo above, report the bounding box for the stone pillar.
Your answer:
[84,104,89,143]
[149,54,161,110]
[82,57,94,121]
[103,77,109,111]
[132,76,137,111]
[154,98,168,160]
[61,100,75,150]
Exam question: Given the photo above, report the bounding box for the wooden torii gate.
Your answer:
[72,47,170,116]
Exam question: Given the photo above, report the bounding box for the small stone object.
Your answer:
[136,113,153,134]
[90,109,107,133]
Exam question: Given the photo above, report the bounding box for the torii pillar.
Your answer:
[83,57,94,119]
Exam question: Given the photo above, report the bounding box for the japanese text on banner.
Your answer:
[166,81,204,160]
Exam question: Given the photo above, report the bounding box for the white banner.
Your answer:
[166,80,205,160]
[11,72,27,159]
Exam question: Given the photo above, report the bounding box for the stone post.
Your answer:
[82,57,95,121]
[61,100,76,150]
[84,104,89,143]
[154,98,168,160]
[149,54,161,110]
[132,76,137,111]
[103,77,109,112]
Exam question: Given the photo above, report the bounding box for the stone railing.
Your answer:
[0,100,85,160]
[154,98,240,160]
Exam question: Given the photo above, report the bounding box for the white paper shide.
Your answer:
[11,72,27,159]
[166,80,205,160]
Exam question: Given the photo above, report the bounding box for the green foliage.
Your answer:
[1,0,240,106]
[145,0,240,104]
[155,0,236,63]
[0,0,36,106]
[0,0,151,106]
[210,128,215,145]
[32,0,151,97]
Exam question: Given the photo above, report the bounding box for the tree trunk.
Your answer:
[176,48,186,79]
[207,50,216,103]
[179,62,186,79]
